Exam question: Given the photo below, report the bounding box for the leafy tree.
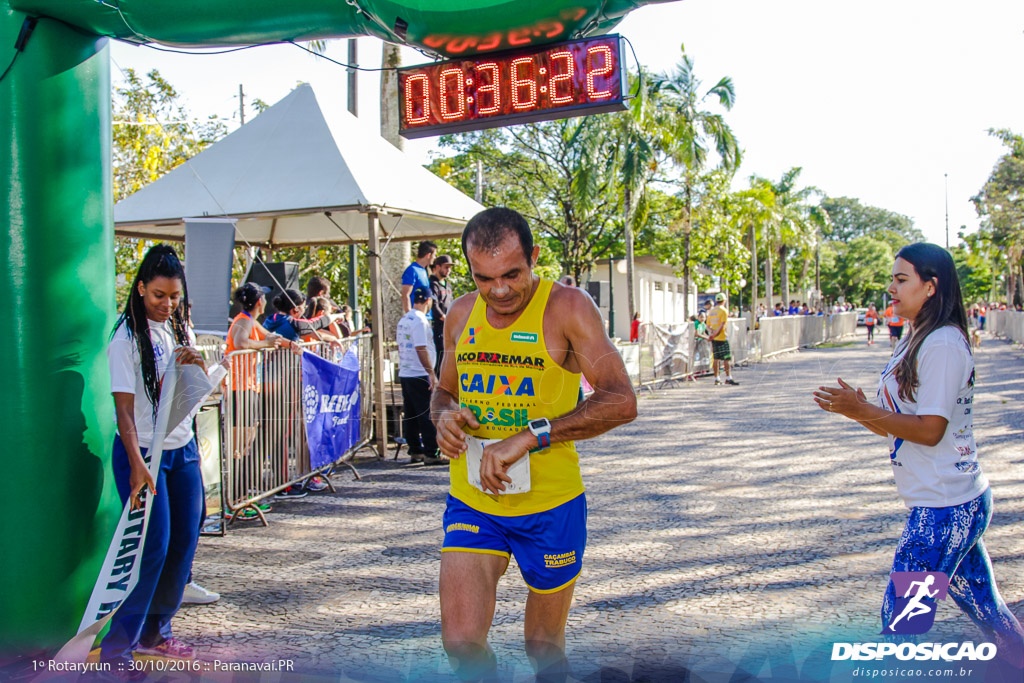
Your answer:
[822,236,893,305]
[614,70,662,320]
[113,69,227,202]
[973,128,1024,305]
[749,168,820,307]
[433,114,629,283]
[820,196,922,253]
[651,170,749,293]
[951,244,994,306]
[957,227,1002,304]
[112,69,228,305]
[654,45,740,318]
[728,183,777,309]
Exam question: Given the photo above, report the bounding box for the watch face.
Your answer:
[529,418,550,431]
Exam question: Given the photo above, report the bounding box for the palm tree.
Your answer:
[614,69,664,322]
[730,185,776,311]
[655,45,740,319]
[750,168,820,307]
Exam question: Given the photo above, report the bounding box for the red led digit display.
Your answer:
[399,35,626,139]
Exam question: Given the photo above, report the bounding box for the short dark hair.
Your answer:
[417,241,438,259]
[306,276,330,298]
[461,207,533,266]
[273,288,305,314]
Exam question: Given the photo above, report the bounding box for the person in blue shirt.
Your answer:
[402,241,437,319]
[263,289,342,343]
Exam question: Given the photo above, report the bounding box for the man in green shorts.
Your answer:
[707,292,738,385]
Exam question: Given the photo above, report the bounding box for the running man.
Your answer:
[431,208,637,681]
[887,574,939,631]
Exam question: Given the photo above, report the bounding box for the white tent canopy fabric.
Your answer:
[114,83,483,244]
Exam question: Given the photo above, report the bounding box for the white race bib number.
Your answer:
[465,436,531,495]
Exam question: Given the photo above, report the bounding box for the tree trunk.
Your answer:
[750,223,758,311]
[682,182,692,321]
[625,186,636,324]
[1014,257,1024,308]
[1008,260,1014,306]
[779,244,790,308]
[814,245,821,294]
[765,250,774,313]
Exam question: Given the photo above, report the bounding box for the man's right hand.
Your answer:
[435,406,480,459]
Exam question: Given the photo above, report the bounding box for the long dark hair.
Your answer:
[893,243,969,402]
[112,245,190,412]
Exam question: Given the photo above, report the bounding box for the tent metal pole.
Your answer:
[367,211,388,460]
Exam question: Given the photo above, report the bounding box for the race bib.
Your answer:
[465,436,531,495]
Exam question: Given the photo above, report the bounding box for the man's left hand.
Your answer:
[479,431,532,495]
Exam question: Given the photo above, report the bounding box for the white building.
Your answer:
[588,256,700,340]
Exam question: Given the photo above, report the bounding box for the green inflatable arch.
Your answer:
[0,0,669,658]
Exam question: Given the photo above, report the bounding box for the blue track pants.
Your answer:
[100,435,203,663]
[882,489,1023,665]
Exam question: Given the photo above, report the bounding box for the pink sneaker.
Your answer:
[136,637,195,660]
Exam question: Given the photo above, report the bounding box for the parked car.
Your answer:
[855,307,867,326]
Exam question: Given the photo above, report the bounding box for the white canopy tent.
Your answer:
[114,83,485,458]
[114,83,483,245]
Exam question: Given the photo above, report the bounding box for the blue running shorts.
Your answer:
[442,493,587,593]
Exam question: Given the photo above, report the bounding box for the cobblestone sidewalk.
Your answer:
[176,332,1024,682]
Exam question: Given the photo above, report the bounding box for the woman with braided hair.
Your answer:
[101,245,210,670]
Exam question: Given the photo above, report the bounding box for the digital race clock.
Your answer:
[398,35,626,139]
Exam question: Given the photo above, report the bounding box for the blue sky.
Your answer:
[110,0,1024,246]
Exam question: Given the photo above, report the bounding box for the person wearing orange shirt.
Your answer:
[225,284,283,516]
[864,303,880,345]
[884,302,906,348]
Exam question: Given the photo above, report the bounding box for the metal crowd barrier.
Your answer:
[628,312,858,389]
[987,310,1024,344]
[221,335,374,525]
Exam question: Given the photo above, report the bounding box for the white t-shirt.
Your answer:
[396,309,435,378]
[108,319,197,450]
[876,325,988,508]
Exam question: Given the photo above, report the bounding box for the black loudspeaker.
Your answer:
[586,280,609,307]
[229,261,299,320]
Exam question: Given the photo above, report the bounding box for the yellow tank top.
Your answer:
[450,279,583,516]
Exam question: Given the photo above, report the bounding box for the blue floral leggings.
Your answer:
[882,488,1023,664]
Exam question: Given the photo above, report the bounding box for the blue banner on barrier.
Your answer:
[301,345,361,469]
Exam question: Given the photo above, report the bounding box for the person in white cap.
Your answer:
[707,292,738,385]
